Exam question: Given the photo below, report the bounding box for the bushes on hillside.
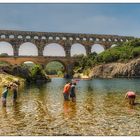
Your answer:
[73,38,140,73]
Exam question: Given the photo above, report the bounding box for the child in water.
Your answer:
[70,82,77,102]
[125,91,136,105]
[1,84,10,107]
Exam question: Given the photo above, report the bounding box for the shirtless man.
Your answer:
[63,82,72,101]
[125,91,136,105]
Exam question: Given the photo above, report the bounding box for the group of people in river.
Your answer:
[0,78,137,107]
[1,80,20,107]
[63,80,137,105]
[63,81,77,102]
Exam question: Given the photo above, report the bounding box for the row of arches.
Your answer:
[0,34,127,42]
[0,60,66,77]
[0,41,117,57]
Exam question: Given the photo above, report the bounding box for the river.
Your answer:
[0,78,140,136]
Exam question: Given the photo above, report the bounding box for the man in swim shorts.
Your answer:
[1,84,10,107]
[125,91,136,105]
[70,82,77,102]
[63,82,72,101]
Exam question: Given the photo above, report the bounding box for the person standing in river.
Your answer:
[70,82,77,102]
[125,91,136,105]
[63,82,72,101]
[1,84,10,107]
[10,80,20,104]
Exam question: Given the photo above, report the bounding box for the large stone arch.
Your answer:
[43,43,66,56]
[19,60,38,65]
[45,59,74,78]
[0,57,42,65]
[0,41,14,56]
[19,42,38,56]
[71,43,86,57]
[45,59,67,72]
[91,44,105,54]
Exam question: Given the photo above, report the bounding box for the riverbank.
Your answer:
[91,57,140,78]
[74,57,140,79]
[0,64,51,84]
[1,78,140,136]
[0,73,25,88]
[73,73,92,79]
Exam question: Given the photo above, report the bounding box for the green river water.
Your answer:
[0,78,140,136]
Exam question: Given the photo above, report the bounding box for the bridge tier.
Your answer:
[0,30,135,78]
[0,30,135,57]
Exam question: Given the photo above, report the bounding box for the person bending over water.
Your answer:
[70,82,77,102]
[63,82,72,101]
[1,84,10,107]
[125,91,136,105]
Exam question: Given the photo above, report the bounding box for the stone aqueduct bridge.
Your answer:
[0,30,135,77]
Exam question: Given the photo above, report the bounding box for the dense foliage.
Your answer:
[14,64,50,83]
[74,38,140,73]
[45,61,64,77]
[74,53,97,73]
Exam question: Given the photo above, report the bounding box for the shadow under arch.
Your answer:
[19,60,38,66]
[71,43,86,57]
[0,41,14,56]
[45,60,66,77]
[19,42,38,56]
[91,44,105,54]
[43,43,66,56]
[20,61,37,68]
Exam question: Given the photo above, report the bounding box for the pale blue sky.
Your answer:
[0,3,140,56]
[0,3,140,36]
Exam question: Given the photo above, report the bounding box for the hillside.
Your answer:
[73,38,140,78]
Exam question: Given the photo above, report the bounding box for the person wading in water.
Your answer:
[10,80,20,104]
[63,82,72,101]
[70,82,77,102]
[1,84,11,107]
[125,91,136,105]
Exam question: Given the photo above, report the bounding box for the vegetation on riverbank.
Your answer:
[45,61,64,77]
[0,64,51,84]
[0,73,25,88]
[73,38,140,78]
[29,64,51,83]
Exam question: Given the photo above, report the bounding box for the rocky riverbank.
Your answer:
[0,73,25,88]
[91,58,140,78]
[73,58,140,79]
[0,65,51,85]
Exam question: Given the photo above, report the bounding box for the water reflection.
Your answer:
[1,107,7,118]
[63,101,76,119]
[0,78,140,135]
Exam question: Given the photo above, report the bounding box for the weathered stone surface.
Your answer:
[0,56,75,78]
[0,29,134,57]
[92,58,140,78]
[0,65,51,83]
[0,29,135,78]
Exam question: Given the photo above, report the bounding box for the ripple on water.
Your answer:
[1,78,140,135]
